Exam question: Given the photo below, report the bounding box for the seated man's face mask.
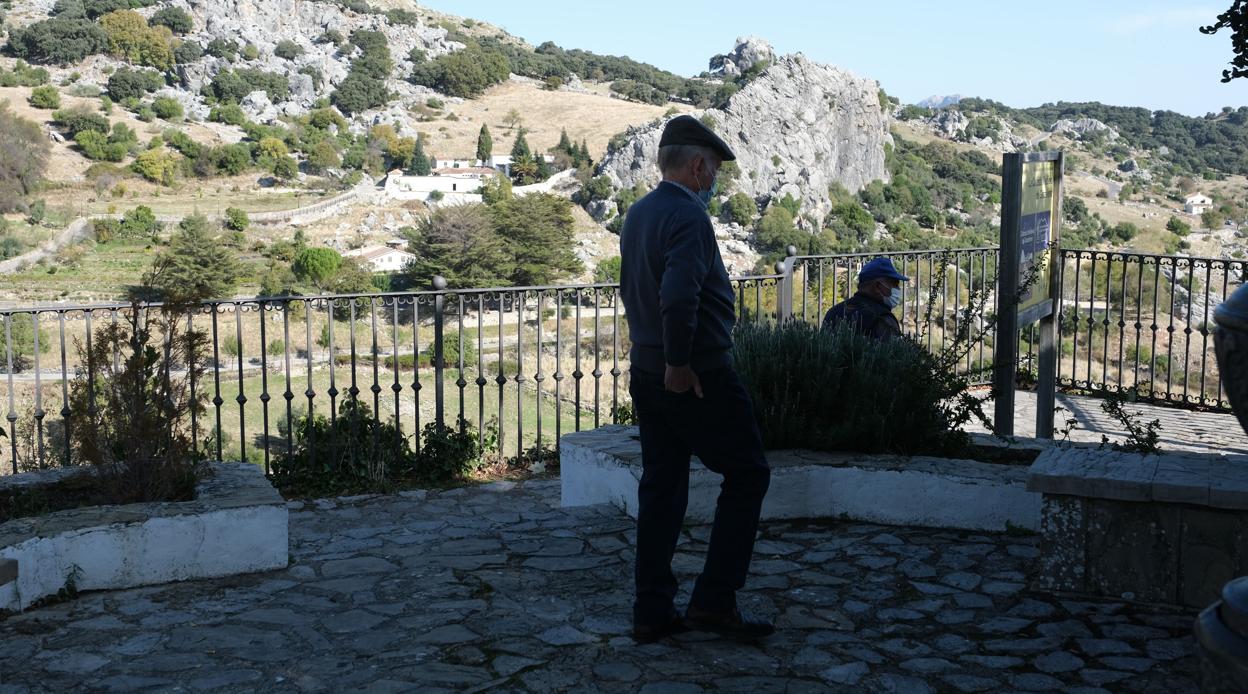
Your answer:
[884,282,903,308]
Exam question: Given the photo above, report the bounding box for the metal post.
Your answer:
[994,153,1023,436]
[1035,151,1064,439]
[432,276,447,433]
[776,245,798,323]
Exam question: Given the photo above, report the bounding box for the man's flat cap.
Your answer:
[658,115,736,161]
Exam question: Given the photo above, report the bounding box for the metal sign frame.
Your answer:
[993,150,1063,438]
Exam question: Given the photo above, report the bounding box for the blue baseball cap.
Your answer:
[858,257,909,283]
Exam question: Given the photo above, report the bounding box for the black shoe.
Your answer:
[632,615,688,644]
[685,607,775,640]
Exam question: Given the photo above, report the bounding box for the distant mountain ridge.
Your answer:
[918,94,963,109]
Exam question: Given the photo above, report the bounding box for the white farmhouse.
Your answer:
[382,167,497,205]
[344,240,416,274]
[1185,193,1213,215]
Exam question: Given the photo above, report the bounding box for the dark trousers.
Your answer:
[628,366,770,625]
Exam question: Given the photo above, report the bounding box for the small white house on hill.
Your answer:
[382,168,497,205]
[1185,193,1213,215]
[344,240,416,274]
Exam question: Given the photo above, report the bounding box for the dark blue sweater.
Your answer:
[620,181,736,374]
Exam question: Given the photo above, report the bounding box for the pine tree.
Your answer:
[144,213,241,305]
[510,128,532,159]
[509,128,538,185]
[556,128,572,154]
[409,137,431,176]
[475,124,493,165]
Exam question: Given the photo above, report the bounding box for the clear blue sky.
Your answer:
[417,0,1241,116]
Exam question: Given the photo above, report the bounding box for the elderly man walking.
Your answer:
[619,115,773,643]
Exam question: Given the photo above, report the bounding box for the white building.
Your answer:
[382,168,497,205]
[344,240,416,274]
[433,158,478,170]
[1185,193,1213,215]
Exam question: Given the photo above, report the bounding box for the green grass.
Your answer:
[203,366,616,466]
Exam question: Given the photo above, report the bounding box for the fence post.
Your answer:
[432,276,447,434]
[776,245,798,323]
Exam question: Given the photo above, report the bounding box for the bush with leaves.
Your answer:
[6,17,108,65]
[734,321,986,456]
[274,39,304,61]
[271,400,484,497]
[424,331,478,369]
[149,6,192,34]
[65,298,204,505]
[223,207,249,232]
[131,147,177,184]
[0,313,51,374]
[99,9,174,70]
[409,43,510,98]
[107,66,163,101]
[173,40,203,64]
[331,30,391,114]
[28,85,60,109]
[74,129,128,161]
[0,104,51,213]
[0,61,52,87]
[151,96,183,121]
[725,192,756,226]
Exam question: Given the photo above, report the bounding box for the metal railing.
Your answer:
[0,272,780,474]
[1,245,1241,474]
[1055,249,1244,409]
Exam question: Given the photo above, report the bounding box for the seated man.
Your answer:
[821,257,909,340]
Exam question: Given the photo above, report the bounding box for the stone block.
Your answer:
[0,557,16,585]
[1178,507,1248,608]
[1208,464,1248,510]
[1151,455,1211,506]
[1085,499,1179,604]
[1038,495,1086,593]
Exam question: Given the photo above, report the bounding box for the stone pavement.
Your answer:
[0,480,1199,693]
[973,390,1248,456]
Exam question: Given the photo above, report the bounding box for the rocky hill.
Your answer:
[596,50,891,228]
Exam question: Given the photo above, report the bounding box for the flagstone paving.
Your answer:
[0,479,1200,692]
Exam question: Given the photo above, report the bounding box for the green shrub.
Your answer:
[208,103,246,126]
[274,39,304,60]
[6,17,108,65]
[204,38,237,59]
[149,6,192,34]
[107,66,163,101]
[151,96,183,121]
[726,192,756,226]
[53,107,109,137]
[28,85,60,109]
[271,400,483,497]
[173,40,202,64]
[424,331,478,368]
[65,304,203,506]
[316,29,344,45]
[733,321,982,456]
[223,207,249,231]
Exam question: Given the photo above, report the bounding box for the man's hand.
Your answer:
[664,364,703,398]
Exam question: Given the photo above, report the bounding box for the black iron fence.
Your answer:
[0,246,1240,474]
[0,272,781,474]
[1055,249,1244,409]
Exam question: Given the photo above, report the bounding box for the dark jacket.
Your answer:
[620,181,736,374]
[821,291,902,340]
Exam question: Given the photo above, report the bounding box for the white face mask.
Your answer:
[885,286,903,308]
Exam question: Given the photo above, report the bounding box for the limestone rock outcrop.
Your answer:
[596,53,891,227]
